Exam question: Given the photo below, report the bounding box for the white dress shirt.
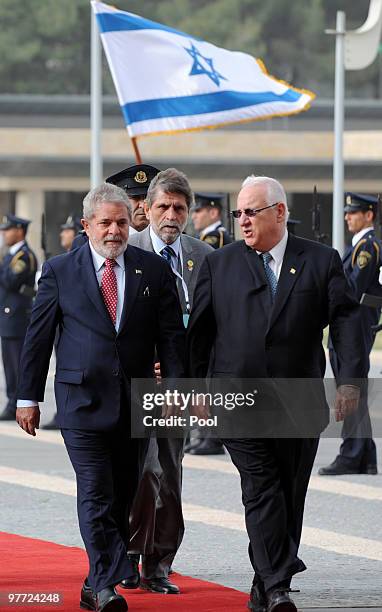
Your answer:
[352,226,374,247]
[17,242,126,409]
[9,240,26,255]
[149,226,182,273]
[257,230,288,280]
[200,221,221,239]
[88,241,125,331]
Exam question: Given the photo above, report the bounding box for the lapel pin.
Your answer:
[135,269,142,274]
[290,267,296,274]
[143,286,150,297]
[187,259,194,271]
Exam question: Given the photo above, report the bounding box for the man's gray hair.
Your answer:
[146,167,194,209]
[83,183,132,220]
[241,175,289,223]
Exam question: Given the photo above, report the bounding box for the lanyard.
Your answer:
[171,249,190,313]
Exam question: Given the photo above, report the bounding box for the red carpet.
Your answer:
[0,532,248,611]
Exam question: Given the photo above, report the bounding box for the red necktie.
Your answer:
[101,258,118,325]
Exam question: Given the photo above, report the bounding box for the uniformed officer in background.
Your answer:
[320,192,380,475]
[71,164,160,250]
[0,215,37,420]
[60,214,82,252]
[191,192,232,248]
[187,193,232,455]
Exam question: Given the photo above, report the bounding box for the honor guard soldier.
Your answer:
[60,214,82,252]
[0,215,37,420]
[191,192,232,249]
[71,164,160,250]
[320,192,381,475]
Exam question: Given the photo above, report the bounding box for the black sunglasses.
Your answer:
[231,203,278,219]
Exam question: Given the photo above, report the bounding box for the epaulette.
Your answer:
[10,250,27,274]
[352,238,379,270]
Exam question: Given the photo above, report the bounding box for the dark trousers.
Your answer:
[222,437,319,592]
[329,348,377,467]
[129,436,185,579]
[1,336,24,413]
[61,421,147,593]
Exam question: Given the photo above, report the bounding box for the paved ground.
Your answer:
[1,356,382,610]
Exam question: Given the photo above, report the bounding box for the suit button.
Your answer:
[112,369,119,377]
[4,307,10,314]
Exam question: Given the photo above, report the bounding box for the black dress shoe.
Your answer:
[120,555,140,589]
[140,576,180,594]
[80,579,96,610]
[247,578,267,612]
[189,439,225,455]
[266,588,297,612]
[96,587,127,612]
[41,416,59,430]
[318,460,361,476]
[360,463,378,475]
[0,407,16,421]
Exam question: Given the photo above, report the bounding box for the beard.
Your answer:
[90,235,128,259]
[156,220,186,244]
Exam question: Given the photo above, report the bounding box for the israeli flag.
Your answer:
[92,1,315,137]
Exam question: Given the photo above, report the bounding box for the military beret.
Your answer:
[0,214,30,231]
[106,164,160,197]
[344,192,378,213]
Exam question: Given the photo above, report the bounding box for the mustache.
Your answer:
[159,221,181,230]
[103,236,123,243]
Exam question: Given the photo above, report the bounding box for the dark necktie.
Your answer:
[101,258,118,325]
[161,245,176,268]
[261,252,278,301]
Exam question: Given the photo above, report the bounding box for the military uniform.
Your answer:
[0,215,37,420]
[200,222,231,249]
[320,192,380,475]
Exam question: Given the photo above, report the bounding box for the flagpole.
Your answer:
[131,137,143,164]
[329,11,346,256]
[91,6,103,188]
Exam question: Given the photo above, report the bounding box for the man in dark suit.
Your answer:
[187,176,365,612]
[128,168,212,594]
[15,183,185,612]
[319,192,380,475]
[0,215,37,421]
[188,192,232,456]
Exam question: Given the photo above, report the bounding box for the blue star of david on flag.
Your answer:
[185,42,227,87]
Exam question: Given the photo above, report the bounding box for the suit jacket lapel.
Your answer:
[78,244,115,332]
[118,246,143,333]
[269,234,305,329]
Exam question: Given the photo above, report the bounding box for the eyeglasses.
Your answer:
[231,203,278,219]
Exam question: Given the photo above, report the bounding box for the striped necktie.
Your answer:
[261,252,278,301]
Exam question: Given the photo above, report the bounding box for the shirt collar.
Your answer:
[257,230,288,263]
[88,240,125,272]
[200,221,221,237]
[149,226,181,258]
[352,226,374,247]
[9,240,25,256]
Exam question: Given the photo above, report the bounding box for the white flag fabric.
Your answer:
[91,1,315,138]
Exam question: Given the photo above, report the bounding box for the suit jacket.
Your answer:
[17,243,185,430]
[187,235,366,435]
[128,226,213,310]
[0,241,38,338]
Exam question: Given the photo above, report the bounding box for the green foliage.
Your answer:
[0,0,379,97]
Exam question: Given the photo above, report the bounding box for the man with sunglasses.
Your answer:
[187,175,365,612]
